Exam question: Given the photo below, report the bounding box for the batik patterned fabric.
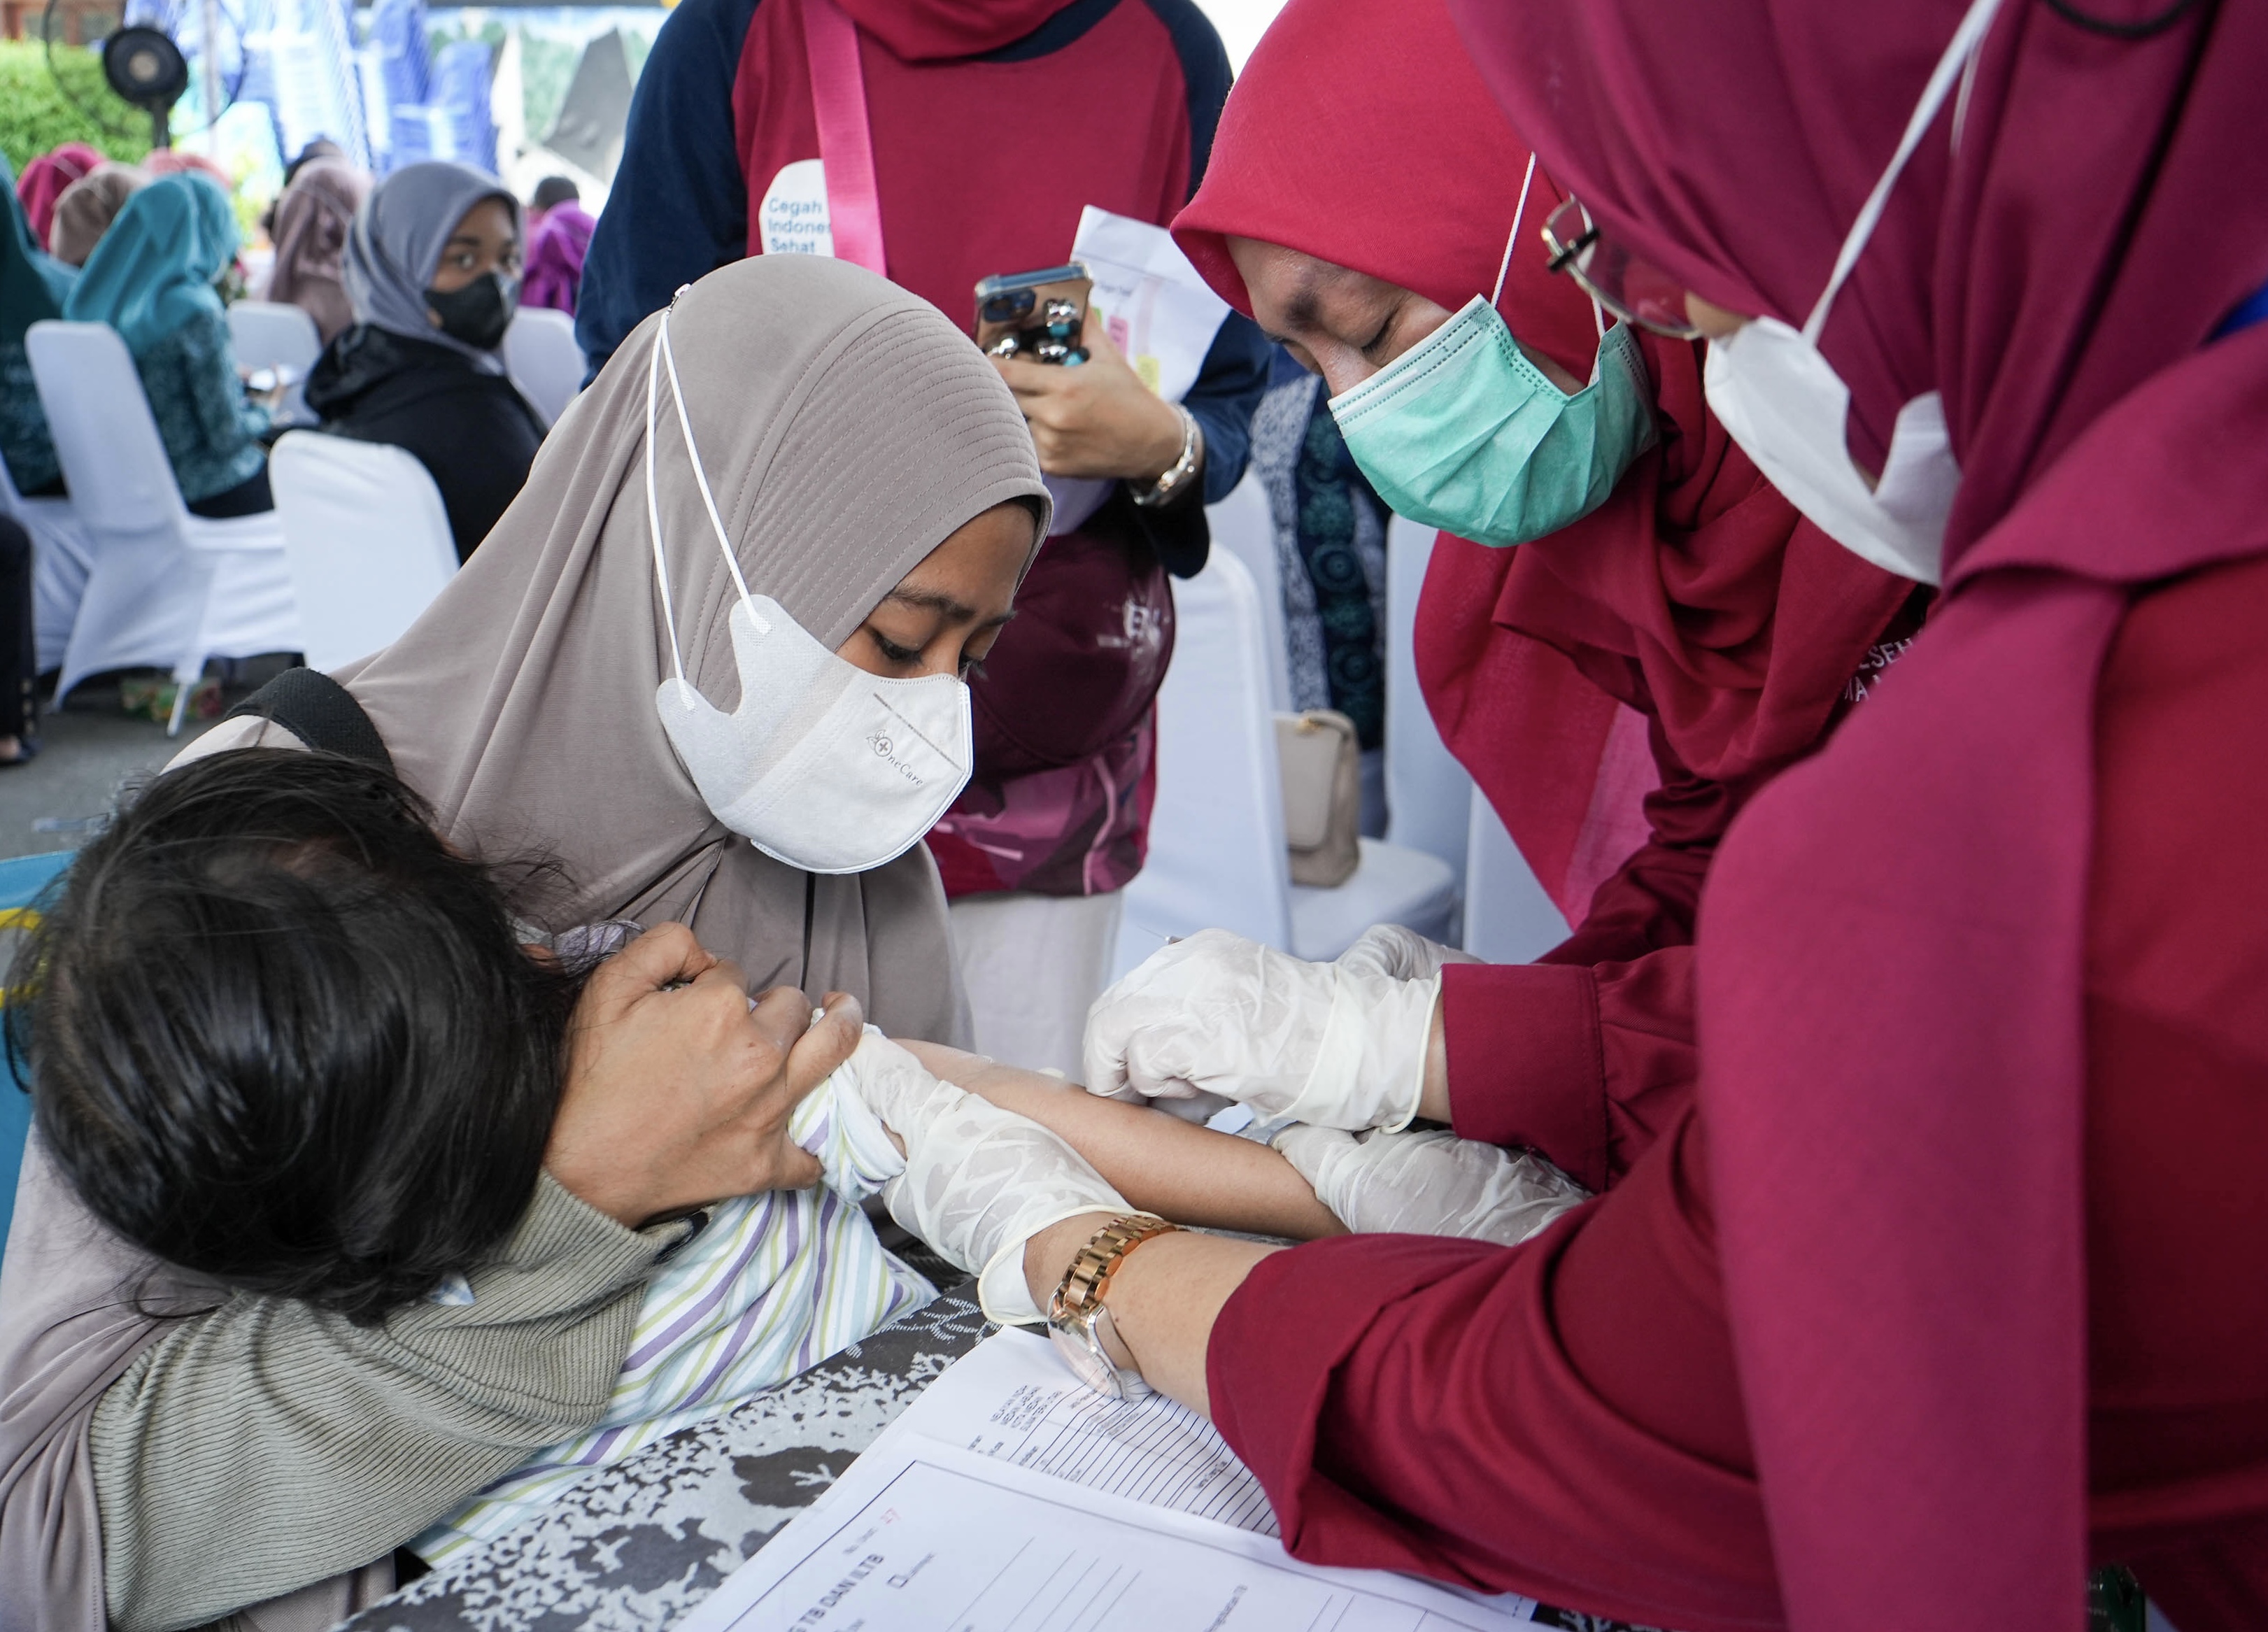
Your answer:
[1247,365,1389,747]
[412,1027,934,1563]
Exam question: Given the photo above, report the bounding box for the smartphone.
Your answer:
[974,263,1092,364]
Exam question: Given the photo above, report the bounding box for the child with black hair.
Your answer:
[0,749,924,1629]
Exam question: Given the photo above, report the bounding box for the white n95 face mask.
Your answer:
[1701,0,2004,588]
[644,300,974,874]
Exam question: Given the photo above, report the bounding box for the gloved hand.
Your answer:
[1081,926,1440,1131]
[1334,923,1484,983]
[841,1030,1130,1326]
[788,1026,911,1203]
[1274,1124,1589,1245]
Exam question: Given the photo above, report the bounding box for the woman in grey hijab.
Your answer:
[0,253,1047,1632]
[304,159,546,558]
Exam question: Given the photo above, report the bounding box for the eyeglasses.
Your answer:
[1541,195,1701,341]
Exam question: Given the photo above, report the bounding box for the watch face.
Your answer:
[1049,1319,1118,1397]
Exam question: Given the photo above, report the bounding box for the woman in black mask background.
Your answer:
[306,161,546,560]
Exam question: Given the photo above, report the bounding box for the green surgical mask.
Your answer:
[1329,295,1657,547]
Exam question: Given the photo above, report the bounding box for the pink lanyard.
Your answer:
[799,0,888,276]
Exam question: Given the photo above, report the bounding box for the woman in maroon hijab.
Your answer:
[15,143,101,250]
[1154,0,1918,1195]
[877,0,2268,1626]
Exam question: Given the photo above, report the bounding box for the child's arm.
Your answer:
[894,1039,1346,1242]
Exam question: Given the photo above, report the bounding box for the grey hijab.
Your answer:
[338,253,1047,1033]
[0,253,1045,1631]
[343,159,516,371]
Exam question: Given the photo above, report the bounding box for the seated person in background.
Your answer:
[1,154,76,501]
[61,173,274,518]
[306,160,544,559]
[522,176,594,315]
[0,748,1463,1629]
[261,156,370,343]
[46,162,147,268]
[15,143,101,247]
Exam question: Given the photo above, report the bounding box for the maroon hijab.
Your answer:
[17,144,101,250]
[1452,0,2268,1622]
[1169,0,1909,923]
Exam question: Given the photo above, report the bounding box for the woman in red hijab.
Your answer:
[15,143,102,250]
[872,0,2268,1627]
[1140,0,1918,1195]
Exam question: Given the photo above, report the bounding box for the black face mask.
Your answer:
[423,271,519,351]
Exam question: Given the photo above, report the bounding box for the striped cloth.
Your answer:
[413,1027,935,1562]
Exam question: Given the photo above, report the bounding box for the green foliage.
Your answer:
[0,38,154,178]
[518,33,578,147]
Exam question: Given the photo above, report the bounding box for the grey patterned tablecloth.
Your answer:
[342,1287,991,1632]
[341,1278,1660,1632]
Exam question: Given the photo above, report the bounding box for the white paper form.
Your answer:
[899,1327,1275,1534]
[675,1439,1538,1632]
[1070,206,1233,406]
[1041,206,1237,537]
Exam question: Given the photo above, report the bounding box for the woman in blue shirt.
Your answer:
[63,173,272,517]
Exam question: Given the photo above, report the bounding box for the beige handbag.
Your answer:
[1275,709,1361,888]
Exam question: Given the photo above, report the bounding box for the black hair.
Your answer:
[530,176,580,212]
[6,750,590,1325]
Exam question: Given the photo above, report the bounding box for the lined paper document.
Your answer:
[909,1327,1277,1533]
[675,1331,1537,1632]
[676,1440,1537,1632]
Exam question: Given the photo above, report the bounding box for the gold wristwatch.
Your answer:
[1047,1213,1179,1398]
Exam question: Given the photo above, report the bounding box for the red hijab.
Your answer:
[1455,0,2268,1621]
[16,143,101,250]
[1171,0,1911,925]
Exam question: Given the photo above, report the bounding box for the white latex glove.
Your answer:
[1082,927,1438,1131]
[1274,1124,1589,1245]
[842,1030,1130,1326]
[786,1027,910,1203]
[1334,923,1484,982]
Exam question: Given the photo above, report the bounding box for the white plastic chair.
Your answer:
[1114,551,1458,978]
[227,300,323,428]
[1382,516,1475,897]
[503,306,584,429]
[0,444,94,674]
[269,432,458,673]
[1204,471,1292,714]
[26,320,301,733]
[1462,795,1570,965]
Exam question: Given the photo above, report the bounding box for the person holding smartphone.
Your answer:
[577,0,1273,1075]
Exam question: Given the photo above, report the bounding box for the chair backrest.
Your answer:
[24,320,192,538]
[503,306,585,429]
[269,431,458,672]
[1382,516,1474,888]
[228,301,324,426]
[226,301,323,372]
[1115,549,1293,975]
[0,849,74,1251]
[1204,472,1293,714]
[1462,795,1570,964]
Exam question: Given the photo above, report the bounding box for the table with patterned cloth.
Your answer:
[341,1286,993,1632]
[340,1278,1661,1632]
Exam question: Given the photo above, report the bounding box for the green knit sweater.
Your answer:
[90,1176,685,1632]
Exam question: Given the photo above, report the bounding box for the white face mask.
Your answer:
[644,304,974,874]
[1701,0,2004,588]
